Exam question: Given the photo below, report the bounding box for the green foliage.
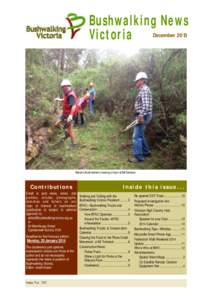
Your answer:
[26,64,58,120]
[28,116,173,170]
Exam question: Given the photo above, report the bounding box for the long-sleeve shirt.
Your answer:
[89,87,96,100]
[134,84,152,117]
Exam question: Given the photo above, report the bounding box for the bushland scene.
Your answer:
[26,48,186,169]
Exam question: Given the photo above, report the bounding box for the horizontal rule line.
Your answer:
[100,266,129,268]
[102,252,129,254]
[92,210,129,212]
[103,260,129,263]
[80,232,129,234]
[102,224,129,226]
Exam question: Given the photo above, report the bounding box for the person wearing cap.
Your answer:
[54,79,78,145]
[88,82,96,114]
[128,72,153,163]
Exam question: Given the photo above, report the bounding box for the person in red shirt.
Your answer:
[74,88,90,125]
[54,79,78,145]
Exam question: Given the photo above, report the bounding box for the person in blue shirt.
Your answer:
[128,72,153,163]
[88,82,96,114]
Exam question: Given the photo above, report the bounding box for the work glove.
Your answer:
[54,97,63,102]
[67,115,73,123]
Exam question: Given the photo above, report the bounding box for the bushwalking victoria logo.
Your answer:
[26,12,86,39]
[66,13,86,39]
[26,11,189,40]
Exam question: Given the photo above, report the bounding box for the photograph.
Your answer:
[25,48,186,169]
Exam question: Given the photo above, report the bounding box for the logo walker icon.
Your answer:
[66,13,86,39]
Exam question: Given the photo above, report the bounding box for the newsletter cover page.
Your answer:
[1,0,211,299]
[24,0,188,285]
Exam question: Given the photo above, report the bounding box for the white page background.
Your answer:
[0,0,211,299]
